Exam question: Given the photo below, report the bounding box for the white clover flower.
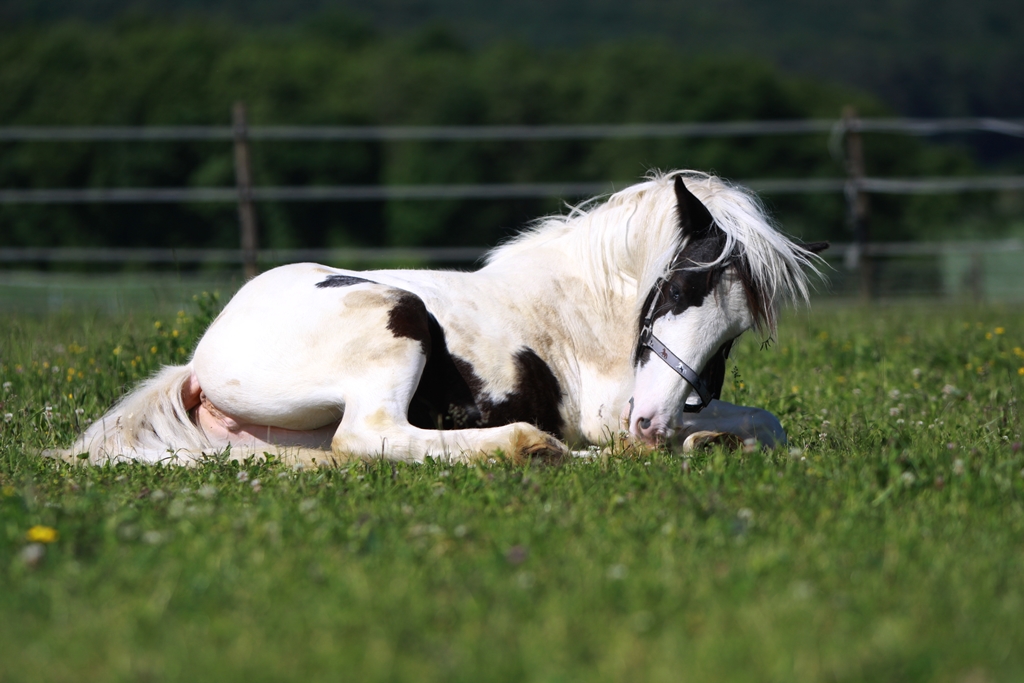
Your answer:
[236,471,250,483]
[607,564,627,580]
[142,530,167,545]
[20,543,46,567]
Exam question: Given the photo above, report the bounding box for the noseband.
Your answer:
[635,275,715,414]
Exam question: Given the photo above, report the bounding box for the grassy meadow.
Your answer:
[1,295,1023,682]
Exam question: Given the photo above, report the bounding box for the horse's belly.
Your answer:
[195,397,338,450]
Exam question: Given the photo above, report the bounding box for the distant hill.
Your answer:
[2,0,1023,117]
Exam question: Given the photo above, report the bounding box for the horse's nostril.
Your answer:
[638,417,652,430]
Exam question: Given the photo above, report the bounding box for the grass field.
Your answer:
[1,296,1023,683]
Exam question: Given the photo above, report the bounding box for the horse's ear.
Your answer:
[797,241,830,254]
[674,175,715,239]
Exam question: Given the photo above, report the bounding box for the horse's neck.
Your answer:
[479,237,641,440]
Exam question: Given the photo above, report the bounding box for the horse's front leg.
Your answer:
[325,289,564,463]
[330,335,565,463]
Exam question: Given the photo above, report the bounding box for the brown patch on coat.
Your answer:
[343,289,392,310]
[364,408,394,431]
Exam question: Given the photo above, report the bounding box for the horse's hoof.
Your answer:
[681,430,743,452]
[523,434,569,462]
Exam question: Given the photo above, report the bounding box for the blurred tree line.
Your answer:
[5,0,1024,120]
[0,17,1015,253]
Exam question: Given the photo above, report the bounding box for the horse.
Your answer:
[54,171,825,466]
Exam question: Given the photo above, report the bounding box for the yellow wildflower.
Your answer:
[26,525,59,543]
[995,327,1005,335]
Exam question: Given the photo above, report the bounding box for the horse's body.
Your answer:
[57,171,822,465]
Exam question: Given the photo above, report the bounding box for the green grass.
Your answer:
[1,299,1023,683]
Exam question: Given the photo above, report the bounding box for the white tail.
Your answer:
[49,364,210,465]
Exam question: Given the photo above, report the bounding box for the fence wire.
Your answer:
[2,117,1023,142]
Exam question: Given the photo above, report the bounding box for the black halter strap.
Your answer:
[636,277,715,413]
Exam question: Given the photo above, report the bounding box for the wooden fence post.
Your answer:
[842,105,872,300]
[233,102,259,281]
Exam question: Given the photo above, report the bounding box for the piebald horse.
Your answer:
[56,171,824,466]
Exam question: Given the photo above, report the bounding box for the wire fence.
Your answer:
[2,240,1021,317]
[2,114,1024,301]
[2,117,1022,142]
[2,240,1020,265]
[4,176,1024,205]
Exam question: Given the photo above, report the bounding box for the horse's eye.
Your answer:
[668,283,682,303]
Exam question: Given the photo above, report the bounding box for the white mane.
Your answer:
[484,170,822,331]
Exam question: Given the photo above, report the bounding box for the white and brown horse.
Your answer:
[56,171,824,465]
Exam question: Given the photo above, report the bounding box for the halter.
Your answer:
[635,275,715,413]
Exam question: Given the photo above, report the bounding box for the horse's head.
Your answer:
[627,174,825,444]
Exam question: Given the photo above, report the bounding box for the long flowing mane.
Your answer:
[484,170,821,332]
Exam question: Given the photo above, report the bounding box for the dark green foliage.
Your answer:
[4,0,1024,119]
[0,20,1011,255]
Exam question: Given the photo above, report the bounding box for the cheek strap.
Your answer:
[640,329,714,413]
[634,277,715,413]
